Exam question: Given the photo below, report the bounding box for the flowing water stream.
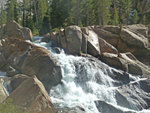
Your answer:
[19,37,150,113]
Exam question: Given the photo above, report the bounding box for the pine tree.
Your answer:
[118,0,132,24]
[132,9,139,24]
[51,0,71,29]
[82,0,96,26]
[112,5,119,25]
[0,6,7,25]
[14,0,19,22]
[40,11,51,35]
[142,15,147,25]
[5,0,19,23]
[37,0,48,30]
[94,0,111,25]
[68,0,83,26]
[133,0,150,24]
[7,0,15,22]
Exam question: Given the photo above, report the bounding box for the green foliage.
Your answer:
[0,0,150,35]
[6,0,19,22]
[51,28,60,32]
[0,7,7,25]
[118,0,132,24]
[97,0,111,25]
[142,15,148,25]
[68,0,83,26]
[51,0,71,28]
[112,5,119,25]
[132,10,139,24]
[83,0,97,26]
[0,98,23,113]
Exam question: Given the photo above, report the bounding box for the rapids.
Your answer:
[31,37,150,113]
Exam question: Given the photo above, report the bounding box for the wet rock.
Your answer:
[74,55,132,89]
[0,52,7,69]
[95,100,135,113]
[0,79,8,104]
[116,79,150,111]
[53,47,61,54]
[58,106,86,113]
[7,76,57,113]
[0,21,32,41]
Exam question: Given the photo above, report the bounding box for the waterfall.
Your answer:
[32,37,150,113]
[49,53,117,113]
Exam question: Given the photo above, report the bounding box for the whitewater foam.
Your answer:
[33,37,150,113]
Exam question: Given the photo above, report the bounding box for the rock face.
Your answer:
[93,69,150,112]
[64,26,82,55]
[126,24,149,37]
[9,74,30,92]
[99,37,118,54]
[87,29,100,56]
[42,24,150,77]
[7,76,57,113]
[95,100,135,113]
[0,38,62,90]
[0,79,8,104]
[1,21,150,113]
[93,25,150,66]
[43,26,101,56]
[120,28,148,48]
[58,106,86,113]
[0,21,32,41]
[43,24,150,65]
[101,52,150,77]
[74,55,133,87]
[116,79,150,111]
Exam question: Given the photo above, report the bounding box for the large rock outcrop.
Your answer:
[42,26,119,57]
[126,24,149,37]
[93,25,150,66]
[42,24,150,77]
[101,52,150,77]
[64,26,83,55]
[0,21,32,41]
[6,76,57,113]
[0,38,62,90]
[116,79,150,111]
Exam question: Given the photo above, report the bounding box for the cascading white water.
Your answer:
[50,53,117,113]
[32,37,150,113]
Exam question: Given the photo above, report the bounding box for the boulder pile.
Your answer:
[0,21,62,113]
[0,21,150,113]
[42,24,150,77]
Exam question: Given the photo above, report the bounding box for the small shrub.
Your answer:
[0,98,26,113]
